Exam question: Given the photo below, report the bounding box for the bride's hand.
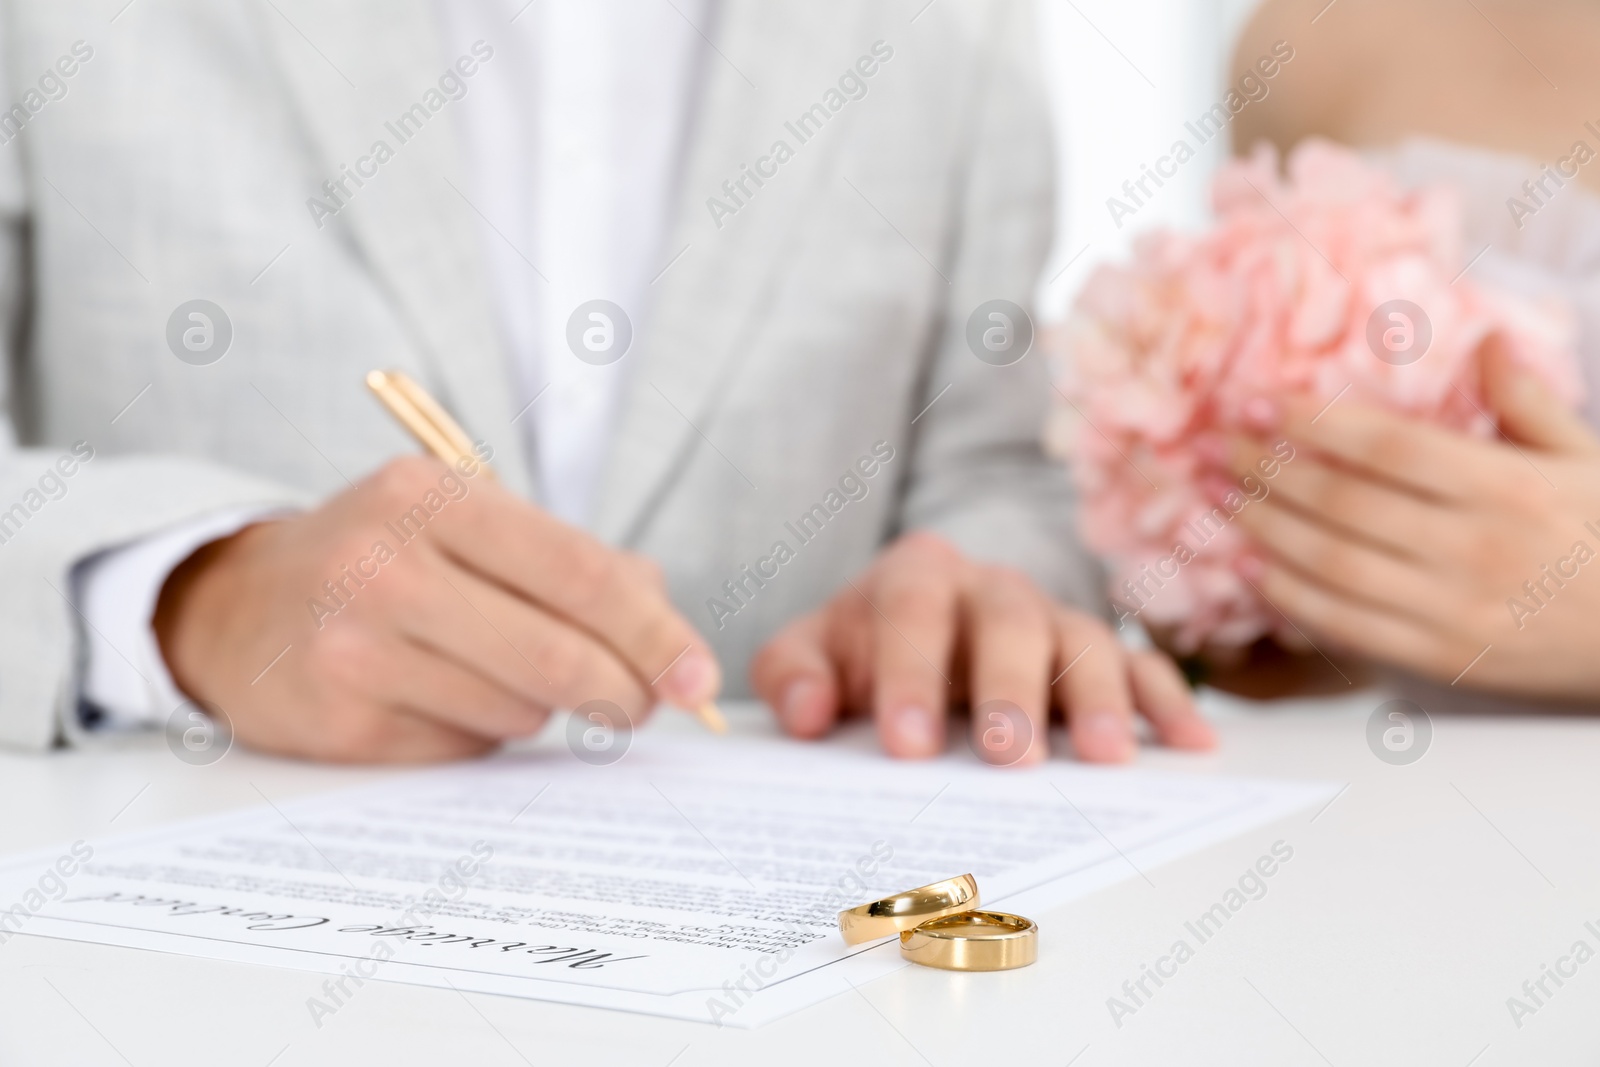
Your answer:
[1224,340,1600,698]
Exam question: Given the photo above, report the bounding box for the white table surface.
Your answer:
[2,692,1597,1067]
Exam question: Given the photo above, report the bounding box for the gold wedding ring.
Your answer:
[838,874,980,944]
[898,910,1038,971]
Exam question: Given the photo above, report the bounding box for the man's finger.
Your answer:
[866,535,961,759]
[823,585,877,714]
[1127,650,1213,750]
[362,709,500,763]
[1051,612,1136,763]
[367,636,553,741]
[750,611,841,739]
[963,568,1052,766]
[417,469,720,707]
[393,552,654,722]
[265,697,497,765]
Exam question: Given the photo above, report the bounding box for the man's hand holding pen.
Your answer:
[153,455,722,763]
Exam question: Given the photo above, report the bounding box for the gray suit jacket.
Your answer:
[0,0,1100,750]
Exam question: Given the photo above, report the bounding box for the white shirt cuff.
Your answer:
[71,508,286,731]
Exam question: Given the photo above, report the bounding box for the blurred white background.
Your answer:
[1036,0,1264,319]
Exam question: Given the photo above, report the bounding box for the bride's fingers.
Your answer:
[1281,395,1525,504]
[1127,650,1215,750]
[1239,552,1455,679]
[1481,334,1600,455]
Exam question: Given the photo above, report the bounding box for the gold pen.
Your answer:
[365,369,726,735]
[366,369,491,477]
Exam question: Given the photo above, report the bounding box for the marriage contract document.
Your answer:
[1,724,1333,1027]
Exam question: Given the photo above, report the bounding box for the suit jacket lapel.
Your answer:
[256,0,535,496]
[592,0,869,546]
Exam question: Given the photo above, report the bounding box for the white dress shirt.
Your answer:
[73,0,706,729]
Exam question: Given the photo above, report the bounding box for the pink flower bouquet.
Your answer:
[1047,138,1584,654]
